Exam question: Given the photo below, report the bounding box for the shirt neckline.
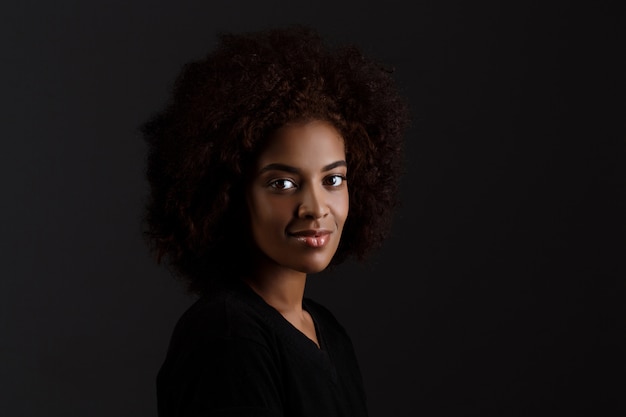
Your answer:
[232,278,327,352]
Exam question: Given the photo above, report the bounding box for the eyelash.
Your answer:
[323,174,347,187]
[268,175,347,190]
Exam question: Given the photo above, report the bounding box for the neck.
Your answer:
[244,264,308,315]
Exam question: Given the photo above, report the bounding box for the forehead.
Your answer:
[256,120,346,167]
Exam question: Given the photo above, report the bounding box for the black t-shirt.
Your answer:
[157,279,369,417]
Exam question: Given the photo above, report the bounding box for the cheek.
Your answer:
[248,194,293,231]
[334,191,350,226]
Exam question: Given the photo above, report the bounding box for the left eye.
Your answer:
[324,175,346,187]
[269,179,297,190]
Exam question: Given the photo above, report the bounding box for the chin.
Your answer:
[298,263,331,274]
[292,255,335,274]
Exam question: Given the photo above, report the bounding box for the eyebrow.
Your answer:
[259,160,347,174]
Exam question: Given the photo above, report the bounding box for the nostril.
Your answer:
[298,203,328,219]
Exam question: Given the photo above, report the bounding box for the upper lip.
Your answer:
[288,229,332,237]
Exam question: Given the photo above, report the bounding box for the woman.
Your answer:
[141,25,410,417]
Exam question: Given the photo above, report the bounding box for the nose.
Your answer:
[297,184,329,219]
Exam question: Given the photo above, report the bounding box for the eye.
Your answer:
[268,178,297,190]
[324,174,346,187]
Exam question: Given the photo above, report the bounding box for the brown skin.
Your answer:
[244,120,349,347]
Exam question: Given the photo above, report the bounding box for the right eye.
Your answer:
[268,179,297,190]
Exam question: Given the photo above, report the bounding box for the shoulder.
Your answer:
[157,284,285,416]
[166,282,275,353]
[158,282,283,395]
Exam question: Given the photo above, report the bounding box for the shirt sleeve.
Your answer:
[158,336,284,417]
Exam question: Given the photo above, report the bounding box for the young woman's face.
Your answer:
[246,120,349,275]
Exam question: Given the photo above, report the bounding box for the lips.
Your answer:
[288,229,332,248]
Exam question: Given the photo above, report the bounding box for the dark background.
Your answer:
[2,1,624,416]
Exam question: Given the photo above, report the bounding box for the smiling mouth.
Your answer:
[289,230,332,248]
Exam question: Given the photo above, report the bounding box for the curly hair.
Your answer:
[140,25,410,295]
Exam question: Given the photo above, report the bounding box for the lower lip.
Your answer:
[293,234,330,248]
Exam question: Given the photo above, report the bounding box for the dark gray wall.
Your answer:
[2,1,624,416]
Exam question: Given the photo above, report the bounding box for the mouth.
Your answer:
[288,229,332,248]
